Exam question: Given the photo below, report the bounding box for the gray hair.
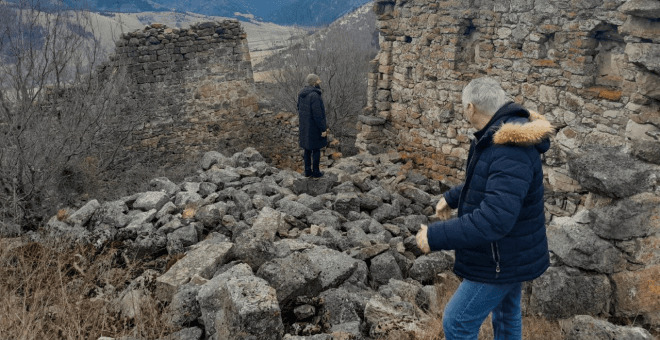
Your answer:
[306,74,320,86]
[462,77,507,116]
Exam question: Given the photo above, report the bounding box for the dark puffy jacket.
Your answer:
[297,86,327,150]
[427,102,555,284]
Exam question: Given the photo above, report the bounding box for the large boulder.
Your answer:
[611,264,660,324]
[589,193,660,240]
[66,199,100,227]
[252,207,288,241]
[547,213,627,274]
[134,191,171,211]
[562,315,654,340]
[166,283,202,327]
[277,199,314,220]
[527,266,611,319]
[369,252,403,287]
[409,252,453,284]
[229,228,278,271]
[156,239,233,301]
[364,296,420,338]
[319,288,363,327]
[304,247,359,290]
[256,252,322,312]
[568,146,654,198]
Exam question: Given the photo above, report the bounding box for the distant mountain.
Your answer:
[6,0,373,26]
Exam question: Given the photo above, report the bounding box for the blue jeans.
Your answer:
[443,279,522,340]
[303,148,320,175]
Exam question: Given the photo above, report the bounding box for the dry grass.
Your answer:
[386,274,564,340]
[0,238,176,340]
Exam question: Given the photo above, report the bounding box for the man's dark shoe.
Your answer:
[304,172,313,178]
[312,171,324,178]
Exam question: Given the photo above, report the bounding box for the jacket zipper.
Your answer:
[491,242,501,278]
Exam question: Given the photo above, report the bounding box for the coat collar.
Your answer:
[473,102,555,149]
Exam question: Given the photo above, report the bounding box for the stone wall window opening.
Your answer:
[588,23,626,87]
[463,19,477,36]
[406,66,413,80]
[374,1,396,16]
[404,36,413,43]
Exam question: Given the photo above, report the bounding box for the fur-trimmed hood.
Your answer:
[492,110,555,147]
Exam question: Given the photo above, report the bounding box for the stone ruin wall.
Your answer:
[97,20,303,168]
[359,0,660,326]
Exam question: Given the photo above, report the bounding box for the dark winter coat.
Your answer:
[297,86,327,150]
[427,102,555,284]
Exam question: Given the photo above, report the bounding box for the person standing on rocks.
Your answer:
[297,74,328,178]
[416,77,555,340]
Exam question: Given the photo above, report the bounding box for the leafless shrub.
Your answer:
[0,0,157,225]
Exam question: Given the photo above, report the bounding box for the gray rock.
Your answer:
[201,151,230,170]
[359,114,386,126]
[252,207,288,241]
[163,327,204,340]
[127,227,167,258]
[563,314,654,340]
[368,186,391,202]
[293,304,315,320]
[277,199,314,220]
[568,146,654,198]
[296,194,324,211]
[304,247,359,290]
[204,274,283,340]
[174,191,202,207]
[156,201,177,220]
[632,139,660,165]
[199,182,218,196]
[195,202,227,229]
[589,193,660,240]
[232,190,253,213]
[330,321,363,340]
[166,283,202,327]
[402,215,428,233]
[167,236,184,256]
[399,185,432,206]
[343,219,371,233]
[229,228,278,271]
[371,203,398,222]
[347,226,371,248]
[283,335,333,340]
[319,288,362,327]
[181,182,200,193]
[99,200,131,228]
[334,192,361,217]
[359,194,383,210]
[548,213,627,274]
[333,181,360,194]
[619,0,660,18]
[379,279,422,305]
[168,224,198,247]
[159,218,183,234]
[125,209,157,230]
[307,209,344,229]
[528,266,611,319]
[251,194,272,210]
[66,199,100,227]
[370,252,403,286]
[134,191,171,212]
[156,240,233,301]
[292,176,336,196]
[149,177,178,196]
[207,168,241,185]
[242,147,265,163]
[348,244,390,261]
[256,252,322,312]
[409,252,452,284]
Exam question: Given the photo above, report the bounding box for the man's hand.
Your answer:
[416,224,431,254]
[435,197,451,221]
[321,130,327,138]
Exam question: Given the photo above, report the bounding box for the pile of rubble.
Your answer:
[40,147,654,340]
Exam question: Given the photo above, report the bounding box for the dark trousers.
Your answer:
[303,148,320,175]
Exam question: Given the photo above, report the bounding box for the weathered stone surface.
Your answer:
[632,139,660,165]
[399,184,432,206]
[66,199,100,226]
[229,228,278,271]
[304,247,359,290]
[568,146,653,198]
[334,192,361,217]
[99,200,131,228]
[150,177,178,196]
[371,203,398,222]
[547,213,627,274]
[589,193,660,240]
[174,191,203,207]
[252,207,288,241]
[320,288,363,327]
[156,240,233,301]
[619,0,660,18]
[293,304,315,320]
[206,169,241,185]
[277,199,314,220]
[166,283,202,327]
[562,314,654,340]
[611,264,660,320]
[164,327,204,340]
[197,264,283,340]
[201,151,231,170]
[370,252,403,286]
[409,252,452,284]
[195,202,227,229]
[168,225,198,247]
[626,43,660,74]
[528,266,611,319]
[359,115,386,126]
[307,210,343,230]
[348,244,390,261]
[256,252,322,312]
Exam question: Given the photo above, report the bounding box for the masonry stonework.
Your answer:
[98,20,262,162]
[360,0,660,326]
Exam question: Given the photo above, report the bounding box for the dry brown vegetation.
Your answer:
[0,238,176,340]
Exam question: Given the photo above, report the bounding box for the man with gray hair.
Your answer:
[297,74,328,178]
[416,76,555,339]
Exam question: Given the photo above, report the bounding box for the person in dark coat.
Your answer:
[297,74,328,178]
[416,77,555,340]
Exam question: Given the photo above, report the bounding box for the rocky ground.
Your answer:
[24,148,656,340]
